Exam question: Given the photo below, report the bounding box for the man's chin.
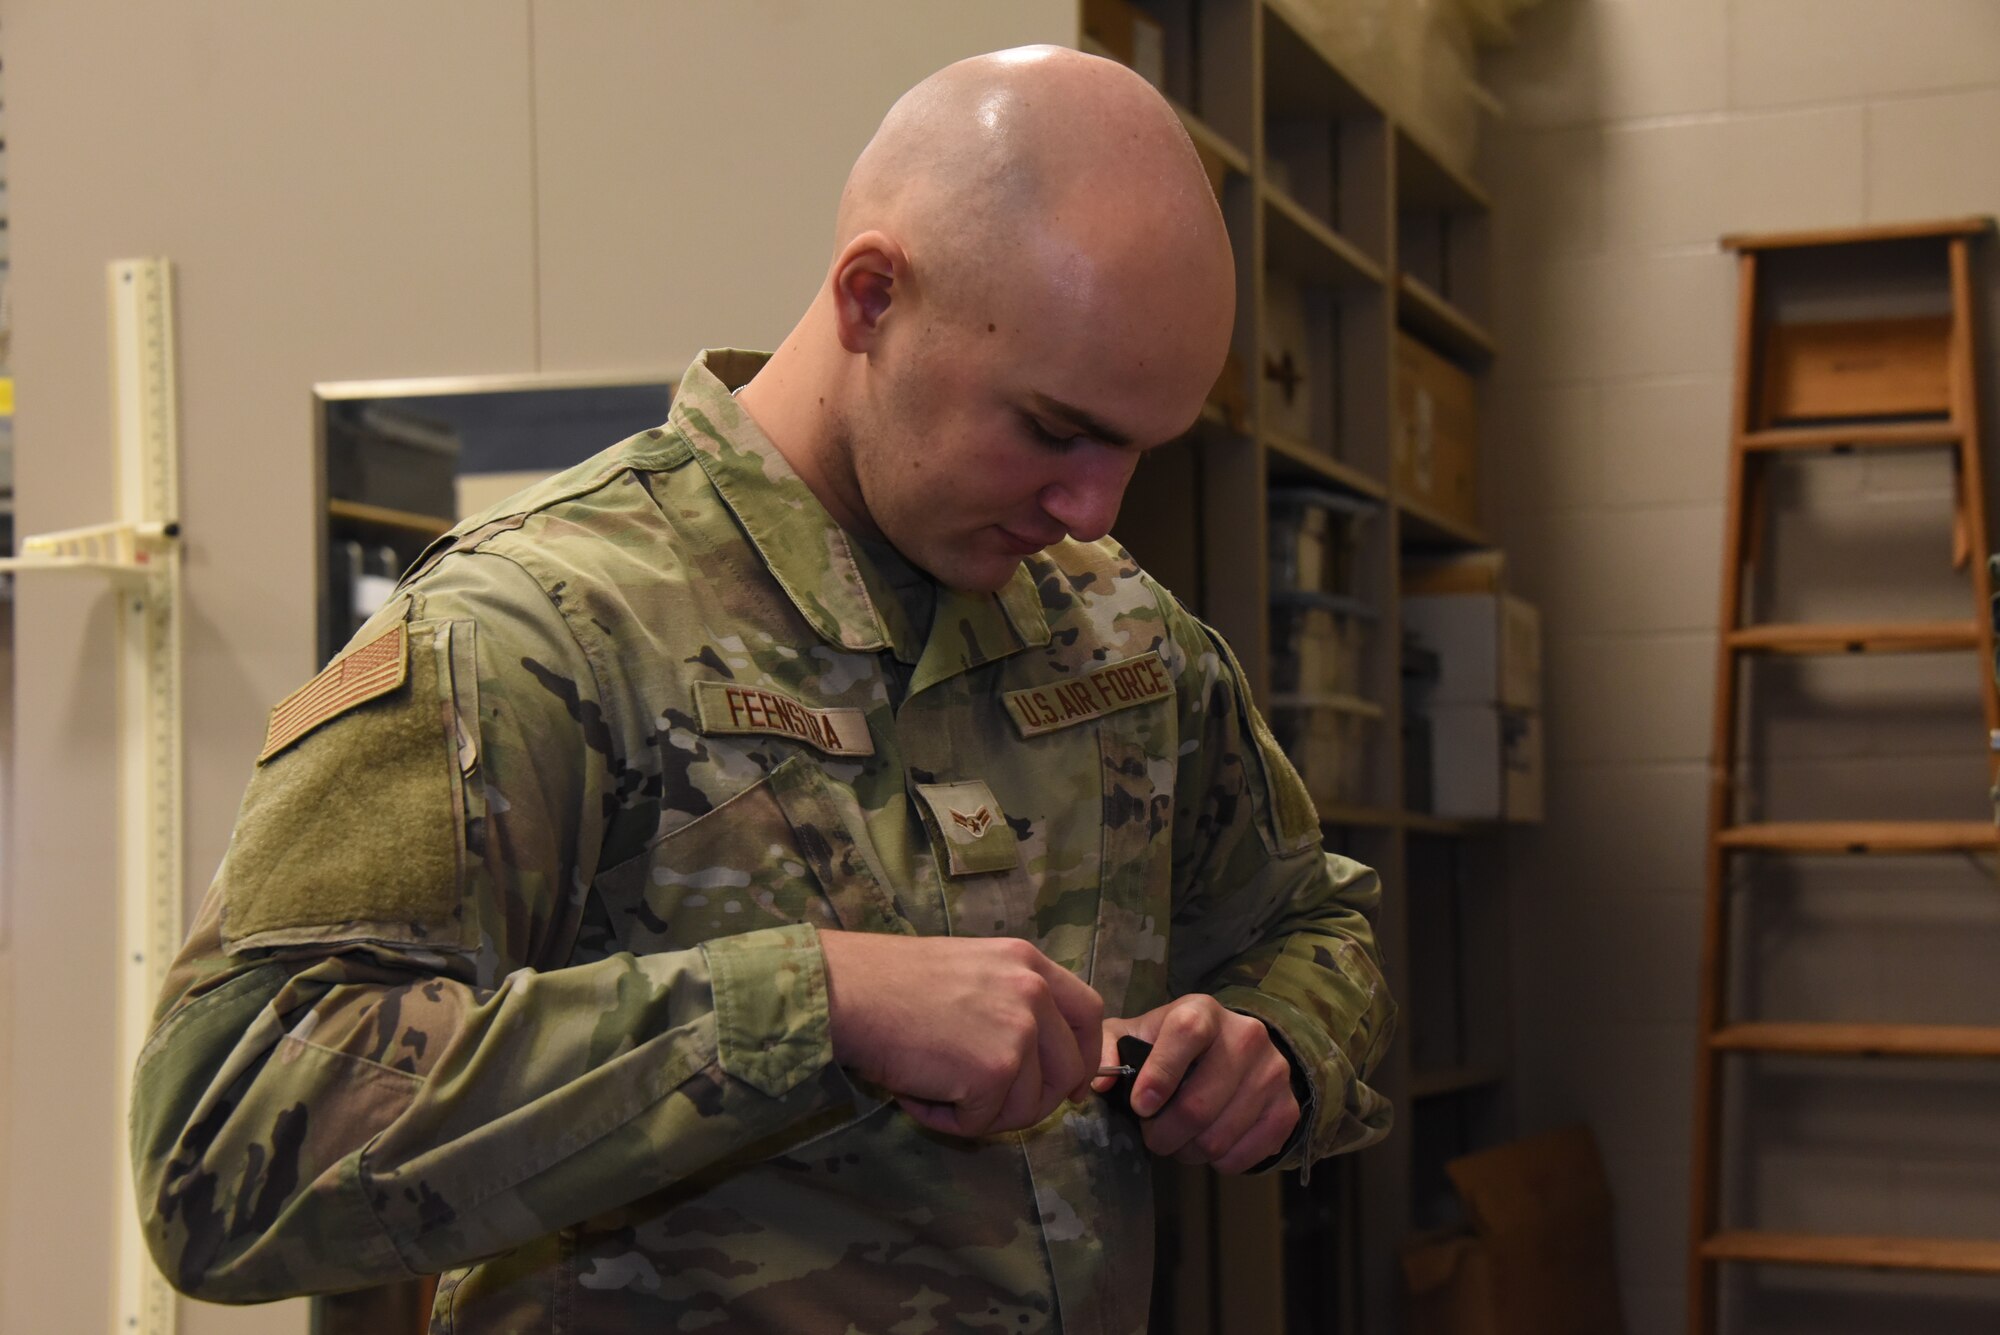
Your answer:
[930,553,1025,596]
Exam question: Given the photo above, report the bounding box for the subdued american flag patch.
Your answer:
[258,621,410,763]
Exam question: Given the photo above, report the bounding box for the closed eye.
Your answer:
[1022,413,1084,451]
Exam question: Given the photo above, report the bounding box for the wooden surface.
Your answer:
[1726,620,1982,654]
[1689,248,1763,1335]
[1721,215,1993,251]
[1716,820,1998,853]
[1710,1022,2000,1058]
[1737,421,1963,451]
[328,497,453,537]
[1396,274,1496,367]
[1262,181,1385,288]
[1701,1231,2000,1275]
[1690,223,2000,1335]
[1759,316,1952,424]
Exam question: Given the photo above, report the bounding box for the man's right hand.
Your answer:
[817,930,1104,1139]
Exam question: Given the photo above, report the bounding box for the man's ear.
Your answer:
[831,230,906,354]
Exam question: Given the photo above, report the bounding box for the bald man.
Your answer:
[133,47,1394,1333]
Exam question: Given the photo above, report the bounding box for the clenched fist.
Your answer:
[1091,994,1301,1174]
[818,931,1105,1138]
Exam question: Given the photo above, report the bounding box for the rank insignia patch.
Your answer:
[950,805,994,837]
[258,621,409,763]
[914,780,1018,877]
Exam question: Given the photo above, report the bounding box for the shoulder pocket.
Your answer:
[1206,627,1323,857]
[221,609,476,955]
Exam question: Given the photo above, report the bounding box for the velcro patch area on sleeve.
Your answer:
[222,620,462,953]
[259,622,409,763]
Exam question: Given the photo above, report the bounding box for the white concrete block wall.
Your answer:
[1484,3,2000,1331]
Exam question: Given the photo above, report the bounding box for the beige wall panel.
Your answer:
[1509,502,1727,635]
[1543,632,1716,765]
[531,0,1078,373]
[1537,760,1710,896]
[1730,0,2000,110]
[1865,87,2000,221]
[1717,106,1867,236]
[2,4,537,1334]
[1598,376,1731,509]
[1598,118,1730,253]
[1489,379,1603,514]
[1514,250,1738,385]
[1484,124,1604,264]
[1481,0,1729,130]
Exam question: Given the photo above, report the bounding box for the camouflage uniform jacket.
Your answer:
[132,350,1396,1333]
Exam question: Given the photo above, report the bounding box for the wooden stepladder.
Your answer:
[1688,218,2000,1333]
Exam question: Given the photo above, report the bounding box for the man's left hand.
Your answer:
[1091,995,1301,1174]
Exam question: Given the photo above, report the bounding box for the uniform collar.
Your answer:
[671,349,1049,677]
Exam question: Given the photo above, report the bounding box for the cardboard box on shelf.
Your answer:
[1271,694,1383,810]
[1402,549,1505,595]
[1269,488,1379,597]
[1428,704,1541,822]
[1403,591,1540,712]
[1272,594,1374,699]
[1394,332,1478,527]
[1404,1127,1627,1335]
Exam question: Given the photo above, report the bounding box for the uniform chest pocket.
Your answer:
[594,753,911,955]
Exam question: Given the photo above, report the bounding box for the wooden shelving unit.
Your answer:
[1087,3,1513,1331]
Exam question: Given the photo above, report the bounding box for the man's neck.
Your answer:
[732,330,878,542]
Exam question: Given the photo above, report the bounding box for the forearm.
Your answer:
[1200,848,1396,1164]
[133,923,857,1302]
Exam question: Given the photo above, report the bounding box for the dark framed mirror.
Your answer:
[313,371,679,665]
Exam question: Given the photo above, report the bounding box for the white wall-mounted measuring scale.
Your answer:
[0,258,185,1335]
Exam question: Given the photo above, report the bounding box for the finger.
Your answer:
[1131,1003,1217,1119]
[1183,1061,1284,1167]
[986,1021,1048,1135]
[898,1095,969,1138]
[1144,1075,1219,1159]
[1032,984,1088,1112]
[1034,961,1105,1103]
[1090,1020,1133,1094]
[1212,1092,1303,1176]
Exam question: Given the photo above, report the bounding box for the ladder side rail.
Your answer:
[1946,236,2000,775]
[1688,248,1763,1335]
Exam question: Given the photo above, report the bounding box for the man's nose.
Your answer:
[1039,451,1139,545]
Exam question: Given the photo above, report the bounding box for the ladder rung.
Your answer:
[1722,216,1995,252]
[1701,1230,2000,1275]
[1738,422,1963,452]
[1718,821,1997,853]
[1727,620,1982,655]
[1710,1022,2000,1058]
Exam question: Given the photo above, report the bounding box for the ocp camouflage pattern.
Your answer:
[131,350,1396,1333]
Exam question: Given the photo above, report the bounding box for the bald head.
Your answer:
[736,46,1239,592]
[836,46,1232,332]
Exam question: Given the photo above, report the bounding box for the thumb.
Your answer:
[898,1095,969,1137]
[1090,1018,1139,1093]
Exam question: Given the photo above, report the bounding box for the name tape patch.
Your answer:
[1003,651,1173,738]
[693,681,874,757]
[259,621,409,763]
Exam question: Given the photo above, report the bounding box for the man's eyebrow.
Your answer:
[1028,393,1136,448]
